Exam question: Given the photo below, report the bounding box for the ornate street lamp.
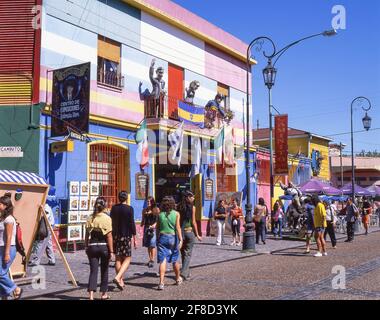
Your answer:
[362,112,372,131]
[262,59,277,90]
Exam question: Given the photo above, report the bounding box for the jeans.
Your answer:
[274,219,283,238]
[216,220,225,245]
[30,231,55,264]
[324,221,337,247]
[255,219,266,243]
[86,245,110,293]
[347,222,355,241]
[231,219,241,237]
[0,246,17,297]
[180,232,195,279]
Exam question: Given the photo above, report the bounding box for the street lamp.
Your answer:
[350,97,372,202]
[243,30,336,252]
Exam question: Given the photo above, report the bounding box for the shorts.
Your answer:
[314,227,325,233]
[157,234,179,264]
[362,215,370,225]
[143,227,157,248]
[113,236,132,257]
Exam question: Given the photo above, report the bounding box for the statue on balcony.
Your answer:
[149,59,166,99]
[185,80,200,104]
[204,93,226,129]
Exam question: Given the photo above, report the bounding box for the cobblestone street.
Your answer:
[18,227,380,300]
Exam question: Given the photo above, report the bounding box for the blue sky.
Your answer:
[173,0,380,154]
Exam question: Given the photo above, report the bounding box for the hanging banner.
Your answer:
[274,114,288,175]
[51,62,91,137]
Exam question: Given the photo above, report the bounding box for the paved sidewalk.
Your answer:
[17,226,379,300]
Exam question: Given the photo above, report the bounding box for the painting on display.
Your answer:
[69,196,79,211]
[67,225,82,241]
[135,173,149,200]
[89,196,97,211]
[205,178,214,201]
[79,196,89,211]
[79,211,90,223]
[80,181,89,196]
[90,181,100,196]
[82,224,86,240]
[68,211,79,224]
[68,181,80,196]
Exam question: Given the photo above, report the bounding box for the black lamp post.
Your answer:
[243,30,337,252]
[350,97,372,202]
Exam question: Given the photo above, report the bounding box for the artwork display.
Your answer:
[68,181,80,196]
[90,196,97,210]
[79,211,90,223]
[67,225,82,241]
[80,181,89,196]
[68,211,79,223]
[90,181,100,196]
[135,173,149,200]
[69,196,79,211]
[82,224,86,240]
[205,179,214,201]
[79,196,89,211]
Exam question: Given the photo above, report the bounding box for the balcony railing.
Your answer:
[97,69,124,89]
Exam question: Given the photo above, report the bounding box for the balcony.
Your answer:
[97,69,124,89]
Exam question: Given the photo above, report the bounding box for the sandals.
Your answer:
[13,288,23,300]
[113,278,124,290]
[101,295,111,300]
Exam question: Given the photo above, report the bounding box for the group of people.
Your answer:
[84,190,202,300]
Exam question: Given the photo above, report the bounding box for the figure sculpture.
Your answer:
[185,80,200,104]
[204,93,226,129]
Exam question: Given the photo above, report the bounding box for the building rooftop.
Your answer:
[330,156,380,171]
[252,127,333,142]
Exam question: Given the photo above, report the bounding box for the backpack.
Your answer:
[15,222,26,265]
[36,216,48,240]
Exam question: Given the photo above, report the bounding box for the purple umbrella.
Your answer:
[341,183,373,197]
[300,179,342,195]
[366,185,380,196]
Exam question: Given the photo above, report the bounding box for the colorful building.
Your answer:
[1,0,258,236]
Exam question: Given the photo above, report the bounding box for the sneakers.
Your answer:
[236,242,242,246]
[216,243,221,246]
[175,277,183,286]
[148,261,154,268]
[332,246,337,249]
[323,252,328,256]
[230,241,236,246]
[304,249,310,254]
[157,283,164,290]
[313,252,323,257]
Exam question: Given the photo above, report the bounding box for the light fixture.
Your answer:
[362,112,372,131]
[322,29,338,37]
[262,59,277,90]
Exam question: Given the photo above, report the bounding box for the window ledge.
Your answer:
[97,82,123,92]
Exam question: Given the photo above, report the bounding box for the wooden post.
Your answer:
[40,207,78,287]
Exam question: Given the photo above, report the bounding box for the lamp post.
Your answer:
[243,30,336,252]
[350,97,372,202]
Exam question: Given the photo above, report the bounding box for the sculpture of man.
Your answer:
[185,80,200,104]
[149,58,165,99]
[204,93,226,129]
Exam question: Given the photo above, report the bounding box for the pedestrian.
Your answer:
[253,198,267,245]
[361,196,372,235]
[303,198,315,254]
[29,202,56,266]
[312,195,327,257]
[214,200,227,246]
[177,191,202,281]
[229,198,243,246]
[323,200,337,249]
[85,197,114,300]
[286,198,301,232]
[273,200,284,239]
[141,196,160,268]
[0,196,23,300]
[156,196,183,290]
[110,191,137,290]
[345,198,359,242]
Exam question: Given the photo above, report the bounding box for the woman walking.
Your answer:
[229,198,243,246]
[178,191,202,281]
[214,200,227,246]
[0,196,23,300]
[273,201,284,239]
[312,195,327,257]
[85,197,113,300]
[253,198,268,245]
[361,197,372,235]
[141,197,159,268]
[110,191,137,290]
[156,196,183,290]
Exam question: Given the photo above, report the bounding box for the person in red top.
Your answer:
[229,198,243,246]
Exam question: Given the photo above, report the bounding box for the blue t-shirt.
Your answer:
[305,204,315,231]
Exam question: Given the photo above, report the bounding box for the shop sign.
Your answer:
[136,173,149,200]
[51,62,91,137]
[205,178,214,200]
[274,115,288,175]
[50,140,74,153]
[0,146,23,158]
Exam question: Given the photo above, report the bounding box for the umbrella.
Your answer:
[366,185,380,196]
[341,183,373,197]
[299,179,342,195]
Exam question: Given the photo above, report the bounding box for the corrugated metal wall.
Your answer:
[0,0,39,106]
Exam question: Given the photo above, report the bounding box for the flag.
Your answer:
[191,136,202,177]
[224,126,235,165]
[178,101,205,128]
[135,120,149,170]
[168,121,184,167]
[214,126,224,164]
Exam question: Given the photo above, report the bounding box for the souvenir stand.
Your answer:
[0,170,77,287]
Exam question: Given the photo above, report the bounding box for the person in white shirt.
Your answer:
[29,203,56,266]
[323,200,337,249]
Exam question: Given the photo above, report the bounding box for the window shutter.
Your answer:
[98,37,120,63]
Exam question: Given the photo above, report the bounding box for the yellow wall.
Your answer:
[310,137,330,180]
[288,138,309,156]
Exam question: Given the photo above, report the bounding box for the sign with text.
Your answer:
[274,114,288,175]
[0,146,23,158]
[51,62,91,137]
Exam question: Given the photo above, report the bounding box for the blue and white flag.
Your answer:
[168,121,184,167]
[191,136,202,177]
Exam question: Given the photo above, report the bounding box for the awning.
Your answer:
[0,170,47,185]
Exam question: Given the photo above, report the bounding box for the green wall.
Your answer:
[0,105,41,173]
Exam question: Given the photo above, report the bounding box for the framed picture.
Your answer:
[135,173,149,200]
[90,181,100,196]
[79,211,90,223]
[82,224,87,240]
[80,181,89,196]
[68,181,80,196]
[68,211,79,223]
[67,225,82,241]
[79,196,89,211]
[69,196,79,211]
[205,178,214,200]
[89,196,97,211]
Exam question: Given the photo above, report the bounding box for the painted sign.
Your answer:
[51,62,91,137]
[205,178,214,200]
[274,115,288,175]
[0,146,23,158]
[136,173,149,200]
[50,140,74,153]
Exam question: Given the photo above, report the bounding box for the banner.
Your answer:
[274,114,288,175]
[178,101,205,128]
[51,62,91,137]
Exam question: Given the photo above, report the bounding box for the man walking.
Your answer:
[323,200,337,249]
[345,198,359,243]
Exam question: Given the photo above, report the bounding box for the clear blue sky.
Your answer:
[173,0,380,154]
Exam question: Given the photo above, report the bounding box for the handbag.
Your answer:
[253,214,261,223]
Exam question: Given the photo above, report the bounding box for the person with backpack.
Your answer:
[0,196,23,300]
[29,202,56,267]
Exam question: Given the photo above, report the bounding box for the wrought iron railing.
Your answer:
[97,69,124,88]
